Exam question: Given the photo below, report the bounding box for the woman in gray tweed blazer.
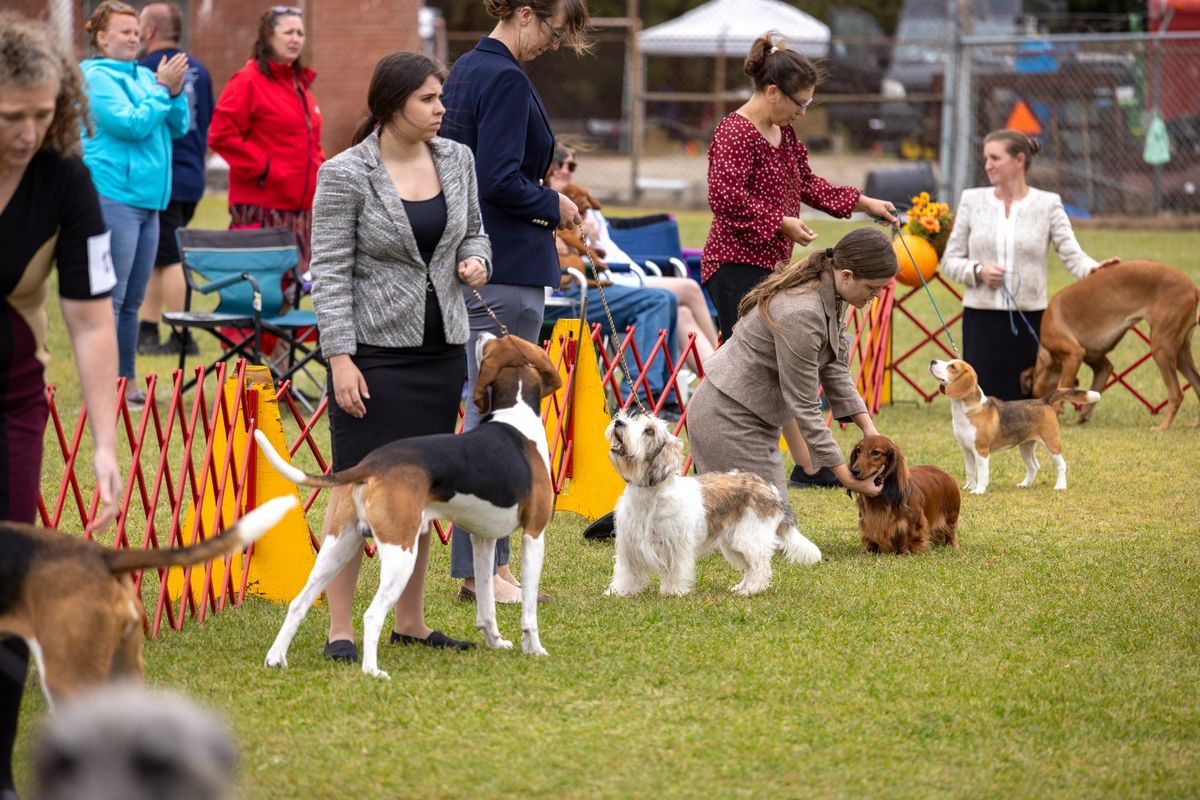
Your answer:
[688,228,896,532]
[307,53,492,661]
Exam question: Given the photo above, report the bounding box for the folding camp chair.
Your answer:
[165,228,325,406]
[606,214,717,318]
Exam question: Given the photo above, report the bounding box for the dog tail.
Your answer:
[252,429,367,488]
[1044,388,1102,410]
[777,523,822,565]
[102,495,298,574]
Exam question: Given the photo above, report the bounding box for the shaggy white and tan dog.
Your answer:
[603,410,821,596]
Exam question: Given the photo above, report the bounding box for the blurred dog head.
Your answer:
[32,684,238,800]
[604,409,683,487]
[563,183,601,214]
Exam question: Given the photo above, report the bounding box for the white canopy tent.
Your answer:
[625,0,831,202]
[637,0,830,58]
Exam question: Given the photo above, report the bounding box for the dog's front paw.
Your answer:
[659,586,690,597]
[962,480,977,491]
[484,635,514,650]
[1054,481,1067,490]
[264,648,288,669]
[605,584,640,597]
[1016,479,1033,488]
[362,665,391,680]
[522,631,548,656]
[970,486,987,495]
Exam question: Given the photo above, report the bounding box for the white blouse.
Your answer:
[941,186,1099,311]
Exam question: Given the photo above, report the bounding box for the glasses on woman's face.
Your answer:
[556,159,577,173]
[788,92,815,111]
[539,17,563,45]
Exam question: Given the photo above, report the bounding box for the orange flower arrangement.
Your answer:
[904,192,954,257]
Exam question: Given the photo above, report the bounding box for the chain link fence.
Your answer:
[445,27,1200,217]
[945,32,1200,216]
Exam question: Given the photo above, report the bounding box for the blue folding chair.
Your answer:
[165,228,324,403]
[606,214,717,318]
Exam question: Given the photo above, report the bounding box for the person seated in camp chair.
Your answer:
[548,223,683,422]
[549,142,717,370]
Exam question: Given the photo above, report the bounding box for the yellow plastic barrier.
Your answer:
[168,366,314,604]
[543,320,625,522]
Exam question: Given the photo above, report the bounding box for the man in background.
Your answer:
[136,1,214,355]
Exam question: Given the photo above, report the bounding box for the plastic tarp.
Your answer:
[637,0,829,58]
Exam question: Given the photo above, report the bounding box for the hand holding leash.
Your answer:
[457,257,487,288]
[556,192,582,229]
[859,195,899,227]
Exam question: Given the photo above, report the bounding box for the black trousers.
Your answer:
[704,262,773,339]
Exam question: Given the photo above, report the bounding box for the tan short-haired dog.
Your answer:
[255,333,563,678]
[0,496,296,706]
[929,358,1099,494]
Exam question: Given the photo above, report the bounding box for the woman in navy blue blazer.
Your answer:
[442,0,589,603]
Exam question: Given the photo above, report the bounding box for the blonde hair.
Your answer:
[0,12,91,160]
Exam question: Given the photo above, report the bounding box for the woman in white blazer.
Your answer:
[940,129,1119,400]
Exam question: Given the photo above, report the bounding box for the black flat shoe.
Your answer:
[322,638,358,663]
[788,465,842,489]
[391,630,475,651]
[583,511,616,540]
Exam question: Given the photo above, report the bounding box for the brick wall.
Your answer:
[15,0,422,160]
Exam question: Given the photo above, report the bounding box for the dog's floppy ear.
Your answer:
[943,364,976,400]
[648,430,685,486]
[473,336,508,415]
[880,441,908,507]
[1019,367,1034,397]
[585,188,602,211]
[509,335,563,397]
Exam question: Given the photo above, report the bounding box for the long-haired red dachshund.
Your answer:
[848,435,961,555]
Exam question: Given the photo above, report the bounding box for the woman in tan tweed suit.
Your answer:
[688,228,896,534]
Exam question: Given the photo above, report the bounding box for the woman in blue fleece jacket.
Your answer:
[80,1,188,405]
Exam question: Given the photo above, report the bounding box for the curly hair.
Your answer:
[0,12,91,160]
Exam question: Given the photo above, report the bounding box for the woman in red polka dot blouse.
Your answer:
[702,31,898,488]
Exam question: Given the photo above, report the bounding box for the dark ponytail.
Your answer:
[743,31,825,96]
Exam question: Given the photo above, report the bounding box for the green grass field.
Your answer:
[15,196,1200,799]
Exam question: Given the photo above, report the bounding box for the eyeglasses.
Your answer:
[788,92,815,110]
[539,17,563,45]
[271,5,302,16]
[556,160,577,173]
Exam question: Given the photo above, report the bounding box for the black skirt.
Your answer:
[326,288,464,469]
[961,307,1044,401]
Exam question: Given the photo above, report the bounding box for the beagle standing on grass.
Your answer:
[929,358,1100,493]
[255,334,563,678]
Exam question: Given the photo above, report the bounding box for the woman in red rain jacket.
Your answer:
[208,6,325,271]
